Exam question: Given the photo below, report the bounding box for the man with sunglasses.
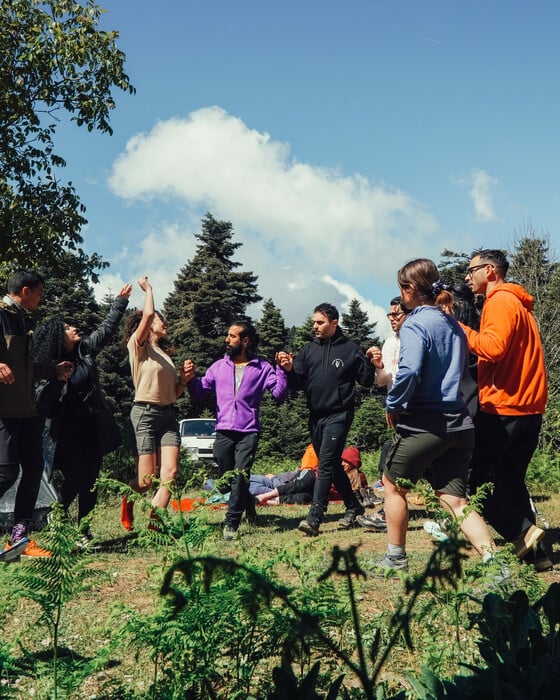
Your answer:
[366,297,409,490]
[462,249,549,566]
[368,296,408,392]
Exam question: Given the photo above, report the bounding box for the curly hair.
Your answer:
[33,317,66,366]
[122,310,174,355]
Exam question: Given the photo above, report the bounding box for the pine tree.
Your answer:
[96,293,135,449]
[37,253,102,333]
[341,298,379,350]
[163,212,261,417]
[291,317,315,352]
[255,299,289,364]
[438,249,471,288]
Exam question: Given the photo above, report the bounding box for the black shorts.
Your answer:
[384,428,474,498]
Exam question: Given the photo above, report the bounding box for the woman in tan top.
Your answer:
[121,277,189,531]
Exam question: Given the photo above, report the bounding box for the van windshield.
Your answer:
[181,420,216,437]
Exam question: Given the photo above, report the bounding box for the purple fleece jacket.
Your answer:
[187,355,288,433]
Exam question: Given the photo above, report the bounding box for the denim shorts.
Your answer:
[130,403,180,455]
[384,428,474,497]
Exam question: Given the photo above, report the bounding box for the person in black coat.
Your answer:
[32,285,132,532]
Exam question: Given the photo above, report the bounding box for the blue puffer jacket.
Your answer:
[187,355,288,433]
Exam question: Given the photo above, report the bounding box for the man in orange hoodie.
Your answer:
[462,249,548,565]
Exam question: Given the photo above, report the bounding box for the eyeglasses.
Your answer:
[466,263,493,277]
[387,312,405,320]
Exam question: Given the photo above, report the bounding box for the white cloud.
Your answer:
[94,223,198,310]
[322,275,393,341]
[453,169,497,223]
[107,106,443,324]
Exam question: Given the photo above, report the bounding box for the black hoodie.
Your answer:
[290,328,374,417]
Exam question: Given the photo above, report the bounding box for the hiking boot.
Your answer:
[359,487,383,508]
[223,525,238,541]
[21,540,52,558]
[0,537,31,563]
[246,498,259,525]
[338,511,358,530]
[298,518,320,537]
[523,543,553,572]
[513,524,545,559]
[373,554,409,577]
[121,497,134,531]
[356,513,387,532]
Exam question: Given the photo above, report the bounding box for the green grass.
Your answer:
[0,479,558,699]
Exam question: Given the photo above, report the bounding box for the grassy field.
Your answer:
[1,476,559,699]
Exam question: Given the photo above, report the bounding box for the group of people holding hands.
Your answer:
[0,247,551,575]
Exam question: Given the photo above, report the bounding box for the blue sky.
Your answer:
[56,0,560,338]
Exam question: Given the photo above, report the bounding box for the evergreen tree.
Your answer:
[348,394,392,452]
[255,299,289,364]
[341,298,379,350]
[36,252,103,333]
[164,212,261,417]
[438,249,471,288]
[258,393,310,462]
[291,317,315,352]
[509,230,560,447]
[96,294,135,450]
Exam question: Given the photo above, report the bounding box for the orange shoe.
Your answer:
[21,540,52,558]
[121,497,134,531]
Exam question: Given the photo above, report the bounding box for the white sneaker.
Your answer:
[423,520,449,542]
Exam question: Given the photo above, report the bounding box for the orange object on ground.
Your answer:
[21,540,52,558]
[170,497,205,512]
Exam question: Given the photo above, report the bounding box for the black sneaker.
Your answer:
[298,519,319,537]
[246,498,258,525]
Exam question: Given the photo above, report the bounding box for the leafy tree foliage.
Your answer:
[164,213,262,417]
[0,0,134,281]
[341,298,379,350]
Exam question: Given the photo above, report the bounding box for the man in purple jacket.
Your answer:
[184,321,289,540]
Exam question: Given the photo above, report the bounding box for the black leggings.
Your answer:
[55,415,101,523]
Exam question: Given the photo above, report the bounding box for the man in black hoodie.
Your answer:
[279,303,380,536]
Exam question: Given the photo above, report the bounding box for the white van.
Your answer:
[179,418,216,462]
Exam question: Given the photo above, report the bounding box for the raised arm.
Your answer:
[135,277,155,346]
[86,283,133,355]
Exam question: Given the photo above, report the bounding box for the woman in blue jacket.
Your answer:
[377,259,496,575]
[185,321,289,540]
